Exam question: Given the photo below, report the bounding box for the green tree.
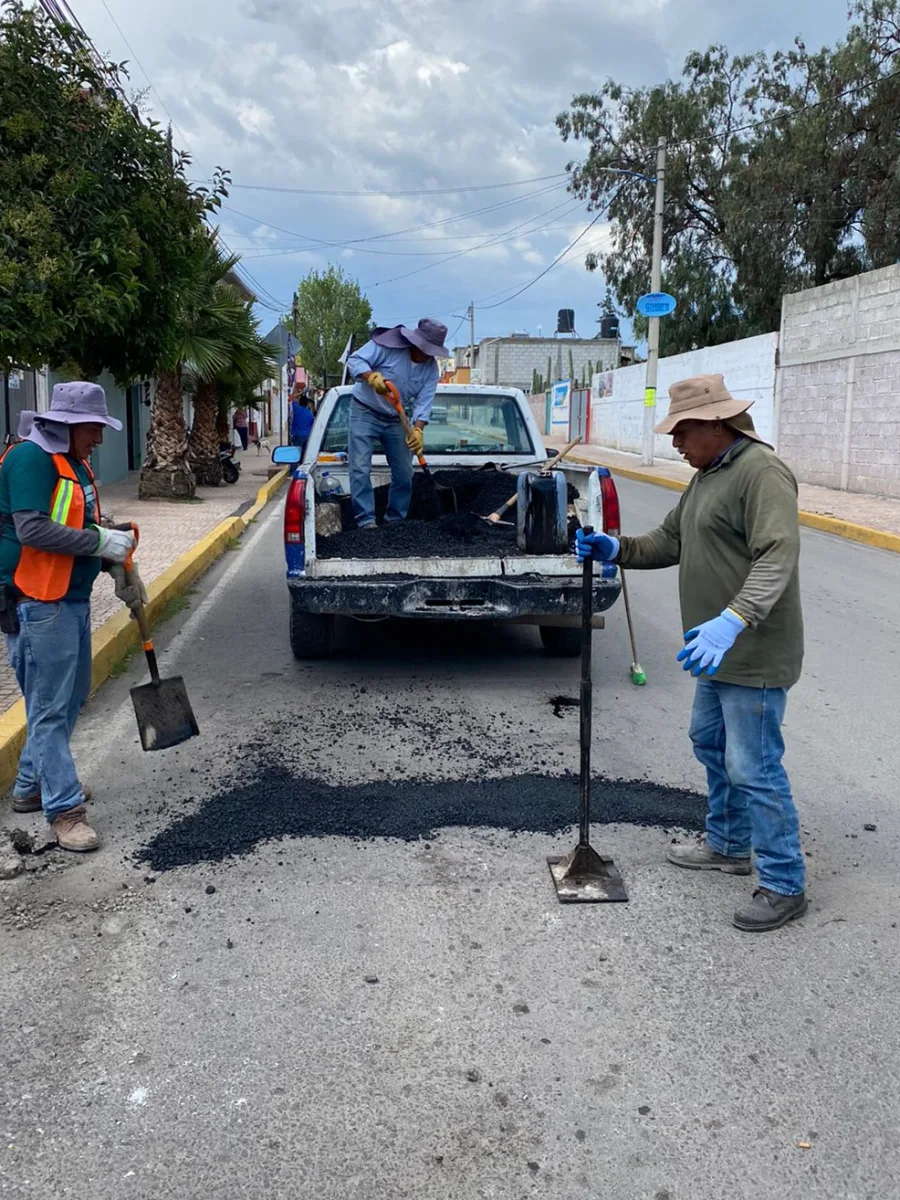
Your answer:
[0,1,225,377]
[556,2,900,354]
[290,266,372,387]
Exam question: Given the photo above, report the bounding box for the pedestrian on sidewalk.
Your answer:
[345,318,448,529]
[289,391,315,457]
[233,406,250,452]
[0,383,147,852]
[577,374,807,932]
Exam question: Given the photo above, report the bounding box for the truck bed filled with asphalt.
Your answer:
[317,467,580,560]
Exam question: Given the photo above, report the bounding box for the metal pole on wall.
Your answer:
[468,302,475,380]
[642,137,667,466]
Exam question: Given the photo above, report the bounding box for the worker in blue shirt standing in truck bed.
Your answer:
[345,318,449,529]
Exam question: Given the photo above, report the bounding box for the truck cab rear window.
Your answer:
[322,392,536,456]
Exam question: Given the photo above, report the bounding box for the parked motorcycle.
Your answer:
[219,441,240,485]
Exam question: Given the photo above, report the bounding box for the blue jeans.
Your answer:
[7,599,92,822]
[348,400,413,527]
[689,678,805,895]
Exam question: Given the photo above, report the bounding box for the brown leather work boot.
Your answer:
[51,805,100,852]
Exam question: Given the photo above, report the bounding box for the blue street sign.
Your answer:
[636,292,677,318]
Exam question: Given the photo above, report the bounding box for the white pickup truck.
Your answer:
[273,384,622,659]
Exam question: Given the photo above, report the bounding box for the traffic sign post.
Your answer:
[642,138,667,467]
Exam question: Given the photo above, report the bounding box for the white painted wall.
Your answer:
[590,333,778,460]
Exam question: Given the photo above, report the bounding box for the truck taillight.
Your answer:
[284,477,307,544]
[598,468,621,537]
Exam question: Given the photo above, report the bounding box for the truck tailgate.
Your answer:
[306,555,580,579]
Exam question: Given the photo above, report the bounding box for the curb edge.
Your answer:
[563,452,900,555]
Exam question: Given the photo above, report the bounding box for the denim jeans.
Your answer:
[689,678,805,895]
[348,400,413,527]
[7,599,92,822]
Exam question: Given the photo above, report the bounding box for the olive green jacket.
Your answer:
[617,438,803,688]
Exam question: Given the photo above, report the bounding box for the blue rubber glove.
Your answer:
[678,609,747,677]
[575,528,620,564]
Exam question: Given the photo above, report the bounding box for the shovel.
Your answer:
[116,525,200,752]
[383,381,455,519]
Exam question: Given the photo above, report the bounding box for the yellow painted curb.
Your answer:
[1,468,288,793]
[563,451,900,555]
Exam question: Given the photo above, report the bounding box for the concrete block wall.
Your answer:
[590,333,778,461]
[779,266,900,498]
[479,338,619,391]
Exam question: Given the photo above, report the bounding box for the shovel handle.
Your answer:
[384,381,430,471]
[486,436,582,522]
[114,522,159,684]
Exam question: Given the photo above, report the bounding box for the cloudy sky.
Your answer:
[77,0,849,347]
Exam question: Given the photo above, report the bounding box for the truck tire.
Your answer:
[289,603,335,659]
[539,625,581,657]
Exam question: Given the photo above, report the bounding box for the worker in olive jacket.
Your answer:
[577,374,805,933]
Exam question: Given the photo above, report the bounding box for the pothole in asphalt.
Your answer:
[136,764,706,872]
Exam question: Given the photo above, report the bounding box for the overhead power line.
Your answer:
[221,182,564,255]
[194,172,568,198]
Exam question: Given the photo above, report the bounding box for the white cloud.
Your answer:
[77,0,853,335]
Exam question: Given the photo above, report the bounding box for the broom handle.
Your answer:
[490,436,582,520]
[619,569,640,665]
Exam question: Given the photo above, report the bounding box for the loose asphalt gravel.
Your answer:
[1,477,900,1200]
[319,466,578,558]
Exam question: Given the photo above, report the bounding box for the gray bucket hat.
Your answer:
[372,318,451,359]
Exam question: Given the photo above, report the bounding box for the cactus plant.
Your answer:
[568,347,575,381]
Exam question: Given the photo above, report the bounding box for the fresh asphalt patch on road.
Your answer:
[136,758,706,872]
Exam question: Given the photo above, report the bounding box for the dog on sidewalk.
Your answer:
[252,437,271,455]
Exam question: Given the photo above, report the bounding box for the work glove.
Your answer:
[677,609,747,677]
[575,528,620,564]
[107,562,148,616]
[365,371,389,396]
[92,526,136,564]
[406,426,424,456]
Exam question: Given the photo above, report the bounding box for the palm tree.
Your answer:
[139,234,237,500]
[188,292,275,485]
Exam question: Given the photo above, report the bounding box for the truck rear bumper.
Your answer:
[287,575,620,621]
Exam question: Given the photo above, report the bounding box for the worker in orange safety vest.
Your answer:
[0,382,146,852]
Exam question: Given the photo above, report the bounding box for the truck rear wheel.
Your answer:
[289,603,335,659]
[539,625,581,657]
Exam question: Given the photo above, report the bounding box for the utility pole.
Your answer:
[468,302,475,380]
[642,137,666,466]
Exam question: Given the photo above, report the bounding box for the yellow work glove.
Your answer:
[406,426,424,456]
[365,371,389,395]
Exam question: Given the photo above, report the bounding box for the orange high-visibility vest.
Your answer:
[12,453,99,602]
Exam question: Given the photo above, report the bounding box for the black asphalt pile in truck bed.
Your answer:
[318,467,579,560]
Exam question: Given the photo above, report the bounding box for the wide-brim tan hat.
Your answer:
[654,373,766,443]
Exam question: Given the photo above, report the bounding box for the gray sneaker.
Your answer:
[666,839,752,875]
[733,888,808,933]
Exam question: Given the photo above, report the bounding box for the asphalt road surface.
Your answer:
[2,477,899,1200]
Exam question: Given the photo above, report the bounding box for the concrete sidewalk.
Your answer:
[549,439,900,540]
[0,448,278,714]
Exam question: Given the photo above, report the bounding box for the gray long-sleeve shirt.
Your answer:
[13,511,101,557]
[616,438,804,689]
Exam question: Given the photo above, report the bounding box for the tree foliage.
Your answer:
[557,1,900,354]
[290,266,372,386]
[0,0,226,378]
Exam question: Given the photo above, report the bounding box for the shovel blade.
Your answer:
[130,675,199,752]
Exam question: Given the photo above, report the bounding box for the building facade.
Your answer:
[455,335,633,392]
